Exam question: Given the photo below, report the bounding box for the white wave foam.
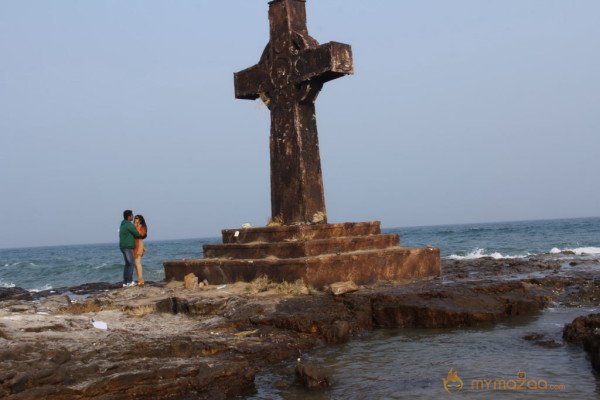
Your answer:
[29,284,53,292]
[4,262,21,267]
[93,262,109,270]
[0,279,16,288]
[550,247,600,255]
[3,262,37,268]
[446,248,529,260]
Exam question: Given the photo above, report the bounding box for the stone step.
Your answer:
[203,234,400,260]
[221,221,381,244]
[163,247,440,289]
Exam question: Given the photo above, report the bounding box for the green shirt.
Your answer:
[119,220,141,249]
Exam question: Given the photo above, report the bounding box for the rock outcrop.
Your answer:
[0,254,598,399]
[563,313,600,371]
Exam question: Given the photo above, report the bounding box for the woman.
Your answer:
[133,215,148,286]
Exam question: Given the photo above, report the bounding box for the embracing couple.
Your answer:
[119,210,148,287]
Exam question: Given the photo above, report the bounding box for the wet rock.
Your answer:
[0,287,32,301]
[563,314,600,344]
[295,363,333,388]
[330,281,359,296]
[30,282,123,300]
[274,380,290,389]
[68,282,122,295]
[530,276,600,307]
[564,313,600,371]
[569,259,600,266]
[441,257,561,281]
[523,333,545,341]
[533,339,563,348]
[364,280,550,329]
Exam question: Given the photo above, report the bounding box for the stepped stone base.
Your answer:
[163,222,441,289]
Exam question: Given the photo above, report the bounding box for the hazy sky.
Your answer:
[1,0,598,248]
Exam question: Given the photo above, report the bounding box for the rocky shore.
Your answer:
[1,254,598,399]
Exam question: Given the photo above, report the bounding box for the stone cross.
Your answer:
[234,0,353,225]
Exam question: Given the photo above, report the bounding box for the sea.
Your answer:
[2,216,600,399]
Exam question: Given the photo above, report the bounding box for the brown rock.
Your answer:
[563,313,600,344]
[523,333,545,341]
[330,281,359,296]
[274,380,290,390]
[184,273,199,289]
[295,363,333,388]
[533,339,563,348]
[364,281,550,329]
[564,314,600,371]
[0,287,32,301]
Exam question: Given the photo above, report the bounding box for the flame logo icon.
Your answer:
[443,368,464,393]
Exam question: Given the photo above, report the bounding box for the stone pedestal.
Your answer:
[163,222,440,289]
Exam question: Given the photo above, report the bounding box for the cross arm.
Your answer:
[234,64,269,100]
[294,41,353,84]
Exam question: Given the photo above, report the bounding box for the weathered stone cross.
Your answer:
[234,0,353,225]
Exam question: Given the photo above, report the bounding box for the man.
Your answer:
[119,210,142,287]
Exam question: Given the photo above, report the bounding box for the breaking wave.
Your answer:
[550,247,600,255]
[28,284,53,292]
[446,248,530,260]
[0,278,16,288]
[447,246,600,260]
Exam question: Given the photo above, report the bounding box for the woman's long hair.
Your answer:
[134,215,148,239]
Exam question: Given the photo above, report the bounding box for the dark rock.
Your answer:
[68,281,123,295]
[248,295,356,343]
[564,313,600,371]
[30,282,124,300]
[585,335,600,371]
[0,287,32,301]
[523,333,545,341]
[533,340,563,348]
[274,380,290,389]
[563,313,600,344]
[364,281,550,329]
[295,363,333,388]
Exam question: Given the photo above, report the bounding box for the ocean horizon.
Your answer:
[2,215,598,251]
[1,216,599,291]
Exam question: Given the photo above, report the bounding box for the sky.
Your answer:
[1,0,599,248]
